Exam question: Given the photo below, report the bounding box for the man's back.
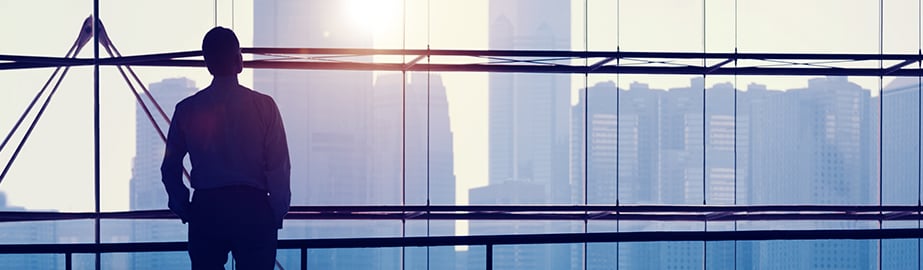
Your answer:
[173,80,283,192]
[160,27,290,270]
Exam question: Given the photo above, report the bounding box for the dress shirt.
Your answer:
[161,76,291,228]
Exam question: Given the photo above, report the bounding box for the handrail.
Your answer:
[1,229,920,254]
[0,228,920,270]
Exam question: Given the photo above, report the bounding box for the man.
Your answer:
[161,27,291,270]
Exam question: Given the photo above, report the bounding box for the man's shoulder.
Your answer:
[175,88,209,109]
[240,86,278,106]
[240,85,270,97]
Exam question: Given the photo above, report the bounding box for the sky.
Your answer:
[0,0,919,213]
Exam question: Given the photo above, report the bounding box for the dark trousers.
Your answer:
[189,186,278,270]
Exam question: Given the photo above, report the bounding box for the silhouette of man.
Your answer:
[161,26,291,270]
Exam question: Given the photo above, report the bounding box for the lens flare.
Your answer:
[345,0,398,33]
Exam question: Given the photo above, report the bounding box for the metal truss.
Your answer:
[2,48,923,76]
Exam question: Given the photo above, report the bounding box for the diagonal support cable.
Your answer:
[0,17,96,184]
[0,41,79,155]
[1,16,193,186]
[93,18,191,182]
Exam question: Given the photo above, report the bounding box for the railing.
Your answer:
[0,228,921,270]
[0,205,922,269]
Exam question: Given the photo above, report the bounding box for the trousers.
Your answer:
[188,185,278,270]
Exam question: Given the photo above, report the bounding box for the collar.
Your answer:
[210,76,239,89]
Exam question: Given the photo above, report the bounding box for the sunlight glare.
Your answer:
[345,0,399,34]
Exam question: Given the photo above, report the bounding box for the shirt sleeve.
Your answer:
[264,98,291,229]
[161,104,191,224]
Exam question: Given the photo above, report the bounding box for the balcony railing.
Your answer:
[1,205,922,270]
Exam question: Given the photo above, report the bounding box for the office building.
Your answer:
[129,77,197,269]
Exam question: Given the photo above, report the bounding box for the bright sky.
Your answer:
[0,0,918,213]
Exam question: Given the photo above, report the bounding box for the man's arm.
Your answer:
[161,106,191,223]
[264,98,291,229]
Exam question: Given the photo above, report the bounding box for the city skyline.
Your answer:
[1,1,922,268]
[0,70,920,268]
[2,1,916,211]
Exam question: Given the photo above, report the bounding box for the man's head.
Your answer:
[202,27,242,76]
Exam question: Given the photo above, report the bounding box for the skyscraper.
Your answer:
[0,192,57,270]
[372,73,457,269]
[571,81,620,270]
[614,82,665,205]
[254,1,392,268]
[129,77,196,269]
[130,78,197,211]
[658,78,705,206]
[476,1,573,269]
[571,81,617,202]
[570,79,752,269]
[486,0,571,204]
[746,77,874,269]
[875,77,920,269]
[254,0,374,207]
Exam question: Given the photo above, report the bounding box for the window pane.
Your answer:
[620,0,703,52]
[739,0,878,53]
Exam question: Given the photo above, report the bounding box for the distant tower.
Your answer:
[874,78,920,269]
[254,1,391,268]
[130,78,196,211]
[476,1,572,269]
[371,73,457,269]
[487,0,571,204]
[255,0,374,207]
[657,78,706,205]
[747,77,873,269]
[614,82,663,205]
[571,81,622,205]
[129,77,196,270]
[570,82,620,269]
[0,192,57,270]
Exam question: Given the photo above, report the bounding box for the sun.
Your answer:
[344,0,399,34]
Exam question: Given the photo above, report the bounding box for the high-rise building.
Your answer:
[658,78,706,206]
[747,77,871,205]
[476,1,573,269]
[468,181,549,269]
[486,0,571,204]
[571,81,620,205]
[255,0,374,207]
[372,73,457,269]
[746,77,874,269]
[618,82,663,205]
[130,78,197,211]
[571,81,620,270]
[875,77,921,269]
[254,1,397,268]
[129,77,196,269]
[877,78,921,204]
[570,79,750,269]
[0,192,57,270]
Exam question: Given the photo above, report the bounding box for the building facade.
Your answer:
[129,77,197,269]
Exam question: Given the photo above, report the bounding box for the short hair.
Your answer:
[202,27,241,76]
